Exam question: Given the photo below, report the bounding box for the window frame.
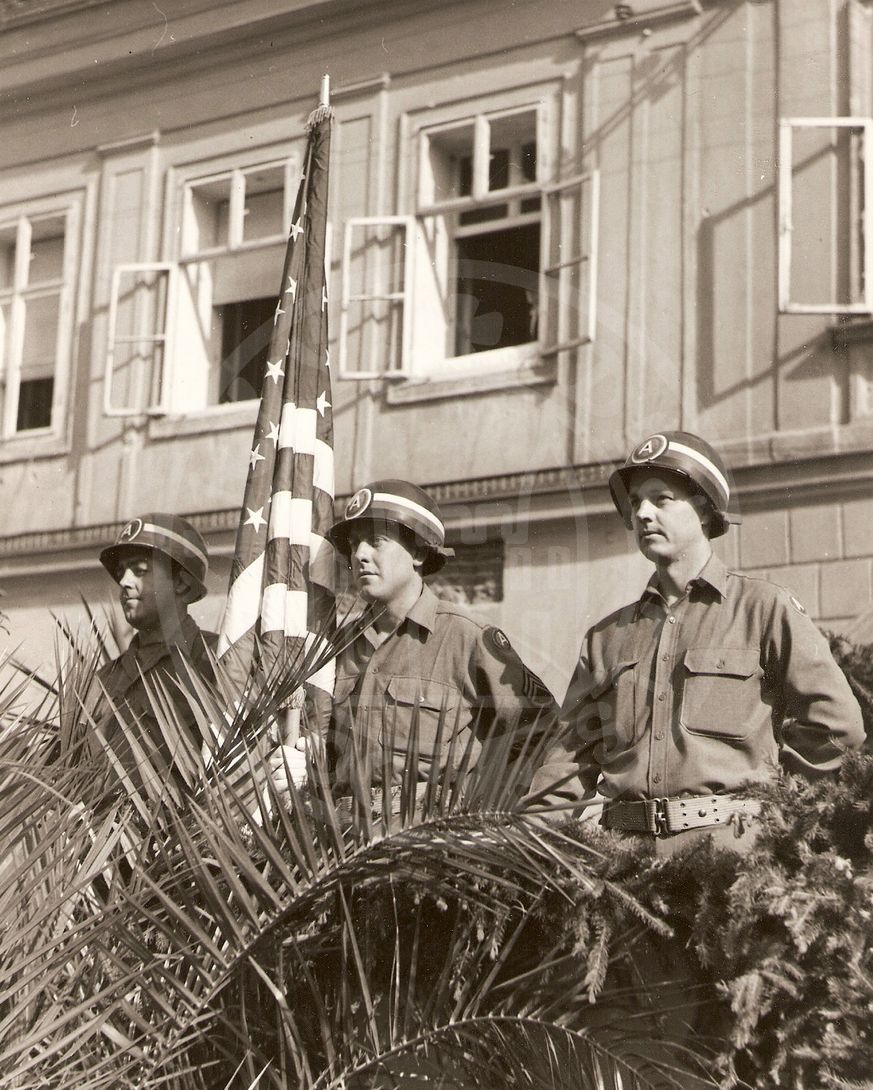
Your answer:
[337,215,414,381]
[104,262,177,418]
[119,150,301,421]
[0,196,80,441]
[540,170,601,356]
[410,102,547,378]
[778,116,873,315]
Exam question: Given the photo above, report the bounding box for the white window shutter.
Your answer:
[540,170,600,357]
[104,262,177,417]
[337,216,413,380]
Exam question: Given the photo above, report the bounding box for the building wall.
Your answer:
[1,0,873,694]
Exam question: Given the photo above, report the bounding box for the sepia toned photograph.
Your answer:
[0,1,870,1086]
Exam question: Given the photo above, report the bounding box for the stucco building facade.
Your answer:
[2,0,873,696]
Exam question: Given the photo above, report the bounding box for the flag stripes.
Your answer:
[218,106,335,710]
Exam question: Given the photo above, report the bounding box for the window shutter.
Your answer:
[104,263,176,417]
[540,170,600,357]
[337,216,413,380]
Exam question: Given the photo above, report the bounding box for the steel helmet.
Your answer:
[100,513,209,601]
[608,431,741,539]
[327,479,454,576]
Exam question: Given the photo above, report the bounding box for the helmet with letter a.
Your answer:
[99,513,210,601]
[608,431,741,539]
[326,479,454,576]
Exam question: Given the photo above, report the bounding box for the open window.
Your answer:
[336,95,600,384]
[413,105,544,376]
[778,117,873,314]
[0,203,79,438]
[337,216,413,380]
[105,155,300,417]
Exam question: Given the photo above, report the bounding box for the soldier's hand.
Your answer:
[269,736,309,793]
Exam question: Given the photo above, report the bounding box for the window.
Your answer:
[0,204,78,437]
[106,155,298,416]
[778,117,873,314]
[415,107,542,374]
[338,95,599,384]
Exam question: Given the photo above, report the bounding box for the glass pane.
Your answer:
[217,296,274,402]
[29,216,66,284]
[184,176,232,254]
[16,377,53,431]
[453,221,540,356]
[487,110,538,192]
[0,225,16,291]
[242,165,285,242]
[20,293,60,379]
[425,123,475,203]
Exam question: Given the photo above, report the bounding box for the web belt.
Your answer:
[602,794,761,837]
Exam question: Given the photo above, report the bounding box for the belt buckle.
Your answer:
[650,797,669,836]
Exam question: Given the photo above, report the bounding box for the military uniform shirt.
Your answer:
[331,584,556,791]
[529,554,864,805]
[89,616,217,790]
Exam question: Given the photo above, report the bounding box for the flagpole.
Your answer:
[282,74,331,752]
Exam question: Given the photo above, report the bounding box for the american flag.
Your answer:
[217,105,335,718]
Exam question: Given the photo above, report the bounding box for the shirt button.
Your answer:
[667,616,676,624]
[661,653,669,661]
[657,692,666,702]
[655,730,665,740]
[716,659,725,669]
[653,773,662,784]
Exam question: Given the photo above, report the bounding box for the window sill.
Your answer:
[0,432,70,464]
[148,400,258,440]
[385,354,557,406]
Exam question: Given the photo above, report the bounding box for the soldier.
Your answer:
[529,431,865,853]
[308,479,556,815]
[89,513,218,794]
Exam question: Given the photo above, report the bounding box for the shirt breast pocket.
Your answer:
[680,648,761,739]
[588,659,640,749]
[383,677,464,758]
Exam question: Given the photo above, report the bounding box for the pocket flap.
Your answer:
[333,675,359,701]
[386,676,458,711]
[588,659,638,698]
[684,648,759,678]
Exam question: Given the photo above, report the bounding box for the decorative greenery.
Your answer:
[0,625,872,1089]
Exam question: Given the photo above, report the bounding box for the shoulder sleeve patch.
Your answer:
[483,625,517,663]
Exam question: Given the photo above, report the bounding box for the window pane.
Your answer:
[453,222,540,356]
[242,165,285,242]
[16,377,53,431]
[29,217,66,284]
[426,123,475,203]
[21,293,59,380]
[0,225,16,291]
[184,176,232,254]
[217,296,275,402]
[487,110,538,192]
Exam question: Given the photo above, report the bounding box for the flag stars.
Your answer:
[273,301,285,326]
[290,218,304,242]
[249,444,265,471]
[266,421,280,447]
[244,506,267,533]
[324,348,330,371]
[321,284,329,312]
[265,359,285,385]
[285,276,297,297]
[316,390,331,417]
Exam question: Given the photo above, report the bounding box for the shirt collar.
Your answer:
[640,551,728,604]
[357,584,439,649]
[404,583,439,635]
